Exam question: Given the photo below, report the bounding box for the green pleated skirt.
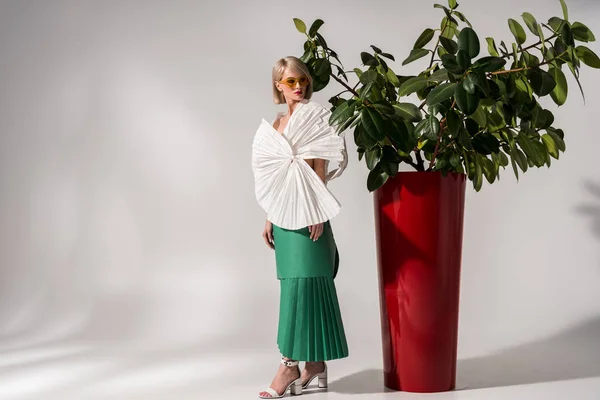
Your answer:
[272,220,349,362]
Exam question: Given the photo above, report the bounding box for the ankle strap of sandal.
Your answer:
[281,357,299,367]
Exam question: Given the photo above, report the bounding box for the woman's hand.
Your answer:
[262,219,275,249]
[308,223,324,242]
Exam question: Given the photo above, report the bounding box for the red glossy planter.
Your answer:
[373,171,466,393]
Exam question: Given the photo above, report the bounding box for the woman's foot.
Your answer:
[258,358,301,398]
[301,361,326,387]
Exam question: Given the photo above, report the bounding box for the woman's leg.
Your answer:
[301,361,326,385]
[258,357,301,398]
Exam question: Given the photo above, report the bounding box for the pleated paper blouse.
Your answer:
[252,99,348,230]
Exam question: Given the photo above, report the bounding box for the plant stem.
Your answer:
[330,72,360,98]
[490,67,527,76]
[490,50,568,76]
[501,34,558,60]
[428,99,456,171]
[427,19,451,70]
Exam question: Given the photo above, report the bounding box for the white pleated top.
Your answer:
[252,99,348,230]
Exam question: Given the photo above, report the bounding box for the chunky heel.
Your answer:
[290,381,303,396]
[302,362,328,390]
[317,375,328,388]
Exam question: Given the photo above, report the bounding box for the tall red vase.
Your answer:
[373,171,467,393]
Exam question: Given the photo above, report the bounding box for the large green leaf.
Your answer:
[486,38,499,57]
[441,16,459,39]
[308,19,324,37]
[372,101,395,116]
[402,48,430,66]
[426,82,458,105]
[457,50,472,69]
[386,118,412,152]
[380,146,400,176]
[386,68,400,86]
[314,59,332,80]
[367,165,389,192]
[547,129,566,151]
[487,109,505,132]
[549,17,565,32]
[463,74,476,94]
[572,22,596,42]
[560,0,569,21]
[472,56,507,72]
[361,52,378,66]
[394,103,423,122]
[548,67,568,105]
[472,133,500,154]
[576,46,600,68]
[414,28,436,49]
[329,101,356,126]
[508,18,527,45]
[517,133,545,167]
[473,160,483,191]
[470,104,487,127]
[458,27,480,58]
[542,133,560,159]
[455,11,472,27]
[336,112,360,134]
[480,155,497,184]
[528,68,556,96]
[441,54,464,74]
[398,76,428,97]
[361,108,387,141]
[424,114,441,140]
[366,146,382,170]
[522,12,540,36]
[446,110,461,137]
[429,68,450,82]
[293,18,307,34]
[439,36,458,54]
[455,84,480,115]
[381,52,396,61]
[561,23,575,46]
[512,146,528,172]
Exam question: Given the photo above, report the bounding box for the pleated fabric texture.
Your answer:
[252,99,348,230]
[273,221,349,362]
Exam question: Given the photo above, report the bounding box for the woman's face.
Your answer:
[276,68,308,102]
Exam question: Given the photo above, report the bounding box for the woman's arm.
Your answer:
[308,158,327,241]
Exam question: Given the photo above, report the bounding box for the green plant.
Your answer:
[293,0,599,191]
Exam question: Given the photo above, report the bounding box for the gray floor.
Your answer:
[0,335,599,400]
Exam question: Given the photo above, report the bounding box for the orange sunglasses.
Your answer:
[278,76,310,88]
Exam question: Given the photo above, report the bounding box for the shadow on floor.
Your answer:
[458,316,600,389]
[330,368,395,394]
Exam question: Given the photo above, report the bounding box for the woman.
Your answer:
[252,56,349,399]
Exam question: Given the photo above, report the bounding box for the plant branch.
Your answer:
[501,34,558,60]
[490,67,528,76]
[330,72,360,98]
[428,99,456,171]
[333,89,351,98]
[489,50,568,76]
[427,18,451,70]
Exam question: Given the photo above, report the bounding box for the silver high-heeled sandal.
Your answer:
[302,362,327,389]
[258,358,303,399]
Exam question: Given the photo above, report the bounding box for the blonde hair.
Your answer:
[272,56,314,104]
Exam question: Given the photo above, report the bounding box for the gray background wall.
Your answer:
[0,0,599,398]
